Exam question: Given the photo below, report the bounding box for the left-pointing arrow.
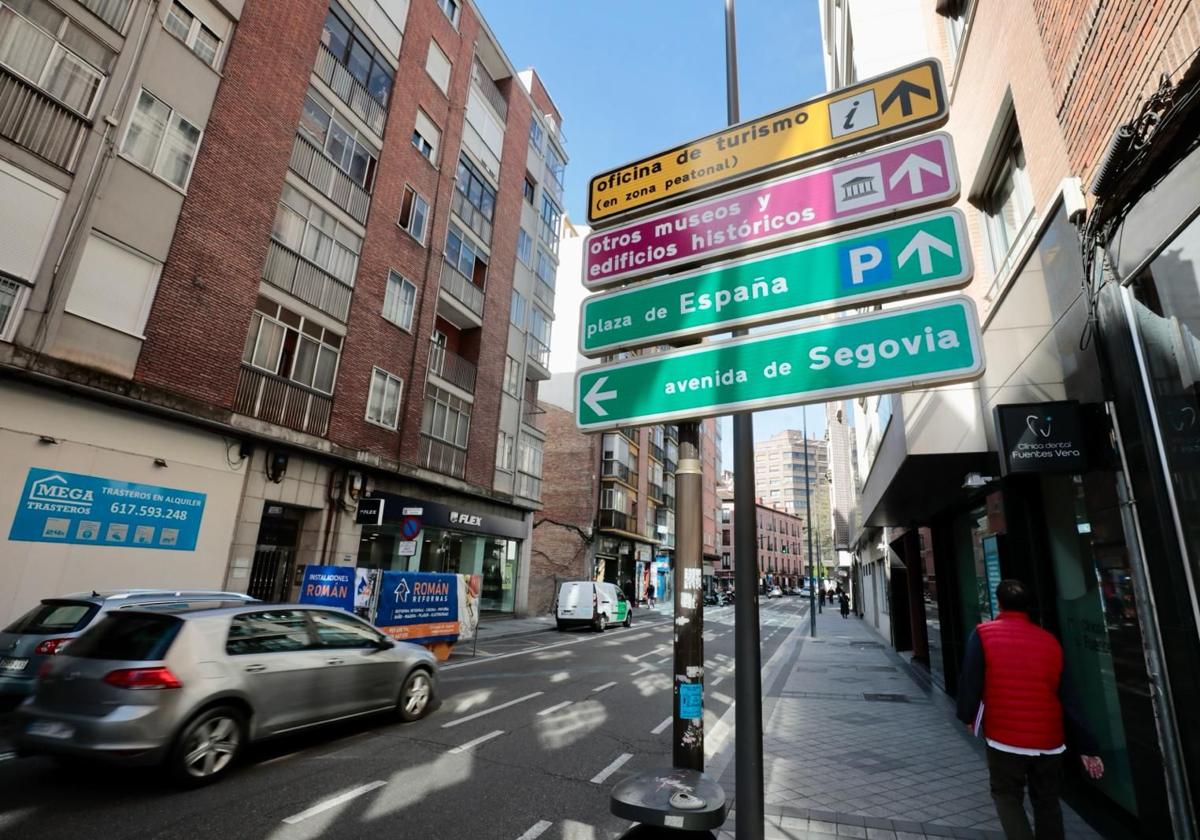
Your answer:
[898,230,954,275]
[583,376,618,416]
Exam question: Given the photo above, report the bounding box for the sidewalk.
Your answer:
[717,608,1102,840]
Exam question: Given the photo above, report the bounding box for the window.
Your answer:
[528,305,551,366]
[503,355,521,396]
[980,126,1034,280]
[272,184,361,284]
[382,271,416,331]
[0,277,21,338]
[497,430,514,471]
[528,117,543,157]
[120,89,202,189]
[435,0,460,27]
[523,176,536,205]
[535,248,556,289]
[226,610,311,655]
[243,298,342,394]
[539,194,562,255]
[422,383,470,447]
[64,233,161,337]
[398,185,429,244]
[366,367,403,428]
[546,142,566,201]
[516,435,543,499]
[164,2,222,68]
[944,0,975,66]
[0,1,114,117]
[299,88,378,189]
[452,154,496,242]
[311,610,384,647]
[509,290,526,328]
[444,222,488,287]
[412,109,440,163]
[517,228,534,266]
[425,39,451,95]
[0,159,65,291]
[321,1,394,106]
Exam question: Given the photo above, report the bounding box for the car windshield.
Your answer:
[3,601,97,635]
[66,613,182,661]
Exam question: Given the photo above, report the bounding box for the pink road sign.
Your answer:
[583,132,959,290]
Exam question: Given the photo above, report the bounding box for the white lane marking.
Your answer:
[592,681,617,693]
[443,622,669,670]
[538,701,573,716]
[630,665,654,677]
[711,676,725,687]
[651,716,672,735]
[632,647,666,660]
[441,691,544,728]
[590,752,633,784]
[282,780,387,824]
[655,657,671,666]
[0,752,16,762]
[516,820,554,840]
[449,729,505,754]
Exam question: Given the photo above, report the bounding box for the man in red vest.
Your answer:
[956,579,1104,840]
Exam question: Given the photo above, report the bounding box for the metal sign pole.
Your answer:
[807,408,817,637]
[673,425,704,771]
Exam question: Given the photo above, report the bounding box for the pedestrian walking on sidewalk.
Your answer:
[819,589,826,607]
[956,579,1104,840]
[839,591,849,618]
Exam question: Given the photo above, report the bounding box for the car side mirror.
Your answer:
[375,638,395,651]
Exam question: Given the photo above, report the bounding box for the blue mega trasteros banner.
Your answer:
[9,468,206,551]
[298,565,355,612]
[375,571,460,643]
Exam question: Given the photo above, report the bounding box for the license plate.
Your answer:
[28,720,75,740]
[0,657,28,673]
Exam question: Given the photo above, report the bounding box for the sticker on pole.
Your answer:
[679,683,703,721]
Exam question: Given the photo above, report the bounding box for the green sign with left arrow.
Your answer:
[579,209,972,357]
[575,296,984,431]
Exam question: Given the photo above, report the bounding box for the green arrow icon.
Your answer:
[579,209,972,357]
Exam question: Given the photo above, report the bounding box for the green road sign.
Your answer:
[579,209,972,357]
[575,297,984,431]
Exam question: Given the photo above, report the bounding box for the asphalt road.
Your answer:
[0,596,810,840]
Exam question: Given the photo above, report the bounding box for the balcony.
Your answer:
[526,334,550,380]
[515,471,541,501]
[262,239,353,322]
[533,278,554,310]
[0,66,87,171]
[521,398,545,432]
[648,442,664,463]
[419,434,466,479]
[601,459,637,488]
[663,493,675,509]
[428,339,477,394]
[598,509,632,534]
[471,59,507,121]
[450,187,493,245]
[618,427,638,444]
[289,133,371,224]
[234,365,331,437]
[647,482,664,504]
[437,261,485,328]
[314,44,386,136]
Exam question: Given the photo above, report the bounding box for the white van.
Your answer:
[555,581,631,631]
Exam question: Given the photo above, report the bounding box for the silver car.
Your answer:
[0,590,258,708]
[16,604,439,784]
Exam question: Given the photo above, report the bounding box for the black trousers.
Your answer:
[986,747,1064,840]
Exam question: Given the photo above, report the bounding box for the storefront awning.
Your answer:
[862,451,998,527]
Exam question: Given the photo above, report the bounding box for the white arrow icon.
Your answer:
[394,579,410,602]
[888,154,943,193]
[583,376,618,416]
[898,230,954,274]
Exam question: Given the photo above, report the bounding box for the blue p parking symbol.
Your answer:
[840,238,892,289]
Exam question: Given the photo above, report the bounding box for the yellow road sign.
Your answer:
[587,59,947,225]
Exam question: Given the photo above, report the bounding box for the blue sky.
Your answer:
[475,0,832,461]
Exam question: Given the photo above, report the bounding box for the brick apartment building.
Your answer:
[822,0,1200,831]
[0,0,566,623]
[716,482,806,591]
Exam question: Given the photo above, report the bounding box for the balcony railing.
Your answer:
[0,66,87,171]
[598,509,631,533]
[234,366,331,437]
[533,278,554,309]
[289,133,371,224]
[262,239,353,322]
[618,427,638,444]
[472,59,507,120]
[601,459,637,487]
[648,442,664,462]
[314,43,387,136]
[522,399,544,430]
[428,339,477,394]
[451,187,493,244]
[527,333,550,370]
[419,434,466,479]
[647,482,664,503]
[663,493,675,509]
[439,261,485,320]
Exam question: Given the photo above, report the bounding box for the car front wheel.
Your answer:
[398,668,434,722]
[623,610,632,628]
[169,706,244,786]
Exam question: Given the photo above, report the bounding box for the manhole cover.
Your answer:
[863,693,910,703]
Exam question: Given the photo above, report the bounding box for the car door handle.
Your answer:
[244,664,267,673]
[326,658,344,665]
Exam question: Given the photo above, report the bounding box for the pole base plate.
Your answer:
[610,766,727,832]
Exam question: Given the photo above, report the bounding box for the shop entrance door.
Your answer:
[248,505,305,601]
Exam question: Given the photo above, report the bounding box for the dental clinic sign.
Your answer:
[994,401,1088,475]
[9,468,206,550]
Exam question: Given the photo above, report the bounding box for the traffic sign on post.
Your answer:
[579,209,973,356]
[584,132,959,290]
[587,59,947,224]
[575,297,984,431]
